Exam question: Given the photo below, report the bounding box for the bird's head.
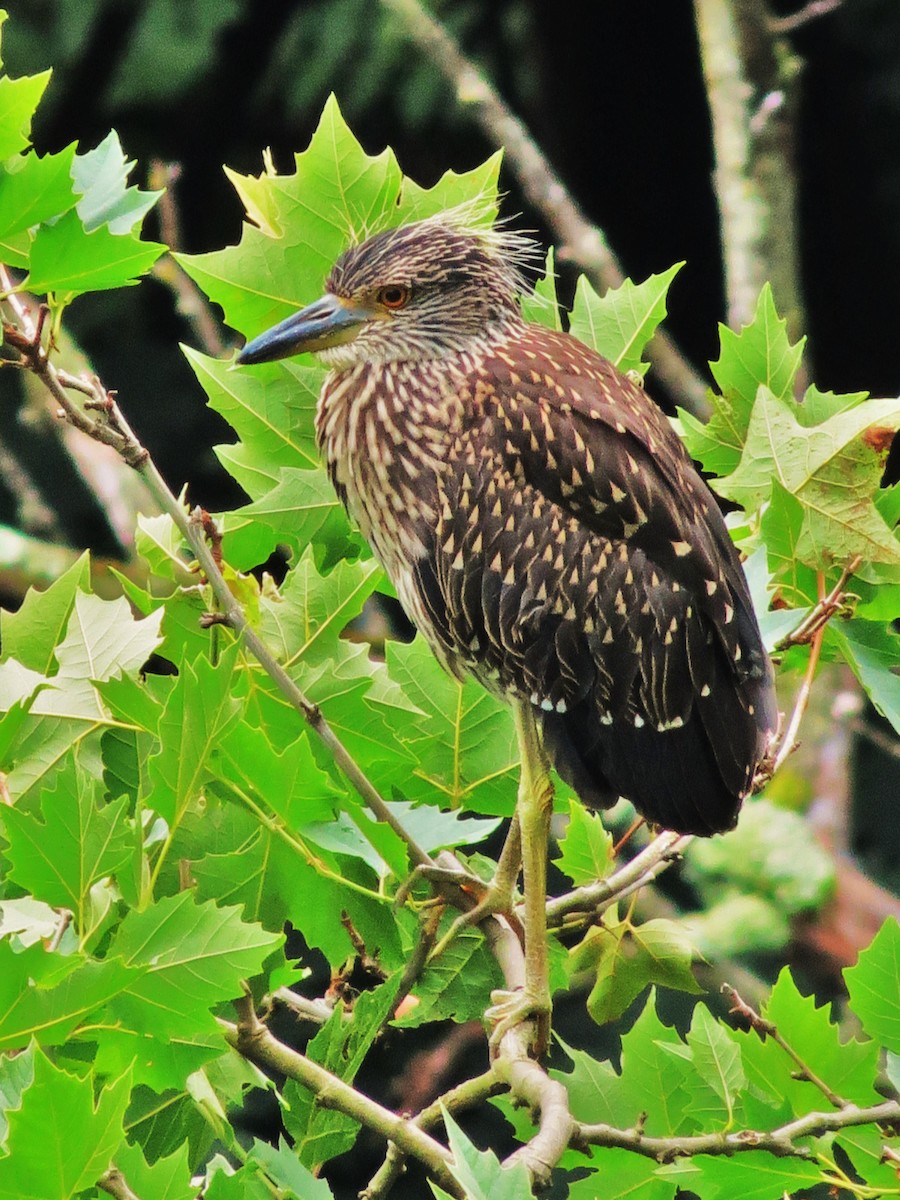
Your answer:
[237,210,537,371]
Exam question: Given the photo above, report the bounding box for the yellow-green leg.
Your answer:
[486,697,554,1055]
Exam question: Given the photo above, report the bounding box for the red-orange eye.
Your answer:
[377,284,411,310]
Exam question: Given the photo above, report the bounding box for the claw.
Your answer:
[487,986,551,1057]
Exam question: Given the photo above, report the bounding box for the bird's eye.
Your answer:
[377,284,411,310]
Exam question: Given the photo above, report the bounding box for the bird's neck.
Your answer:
[315,354,473,569]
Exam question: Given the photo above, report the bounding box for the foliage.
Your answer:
[1,19,899,1200]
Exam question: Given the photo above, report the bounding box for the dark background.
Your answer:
[3,1,900,1192]
[7,0,900,497]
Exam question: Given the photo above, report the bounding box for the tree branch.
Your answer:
[695,0,806,335]
[722,983,848,1108]
[380,0,712,420]
[694,0,766,329]
[545,830,692,930]
[221,992,464,1199]
[96,1169,143,1200]
[576,1099,900,1161]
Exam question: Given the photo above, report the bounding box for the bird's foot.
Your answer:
[486,986,551,1058]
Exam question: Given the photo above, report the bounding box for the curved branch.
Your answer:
[221,994,463,1199]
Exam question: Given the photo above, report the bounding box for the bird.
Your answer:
[237,207,777,1046]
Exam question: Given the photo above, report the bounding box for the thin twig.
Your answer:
[46,908,73,953]
[775,555,862,650]
[770,570,829,778]
[545,830,691,929]
[768,0,843,34]
[722,983,848,1108]
[272,988,335,1024]
[380,0,712,420]
[361,1070,501,1200]
[753,557,862,789]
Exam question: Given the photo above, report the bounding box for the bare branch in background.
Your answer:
[380,0,712,420]
[768,0,843,34]
[695,0,806,333]
[149,159,230,358]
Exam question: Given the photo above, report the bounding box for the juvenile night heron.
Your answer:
[238,210,776,1044]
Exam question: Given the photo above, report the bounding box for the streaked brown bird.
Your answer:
[238,209,776,1043]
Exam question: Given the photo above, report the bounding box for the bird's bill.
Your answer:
[236,294,371,364]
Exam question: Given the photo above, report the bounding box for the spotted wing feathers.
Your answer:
[415,325,775,836]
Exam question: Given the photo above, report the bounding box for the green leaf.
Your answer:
[107,892,283,1037]
[568,262,683,376]
[0,1043,34,1147]
[183,347,321,484]
[554,800,613,886]
[111,1140,196,1200]
[394,154,502,225]
[178,95,403,339]
[680,284,805,477]
[238,466,365,564]
[568,1149,675,1200]
[735,967,880,1118]
[0,1048,131,1200]
[519,249,561,330]
[845,918,900,1053]
[716,388,900,570]
[184,805,397,962]
[284,982,396,1169]
[72,129,162,233]
[124,1084,215,1169]
[0,943,142,1051]
[0,143,77,239]
[27,208,165,299]
[35,590,164,719]
[439,1110,533,1200]
[686,1004,745,1127]
[243,1138,334,1198]
[837,1124,900,1195]
[2,761,131,927]
[759,478,819,604]
[146,645,242,825]
[0,68,51,160]
[679,1151,822,1200]
[829,618,900,735]
[571,911,703,1026]
[394,926,503,1027]
[214,721,342,830]
[554,994,696,1137]
[0,553,91,673]
[258,549,383,668]
[378,637,519,815]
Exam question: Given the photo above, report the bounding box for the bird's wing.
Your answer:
[410,326,775,831]
[471,326,768,684]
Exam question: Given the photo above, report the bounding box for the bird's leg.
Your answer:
[424,813,523,964]
[486,698,554,1056]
